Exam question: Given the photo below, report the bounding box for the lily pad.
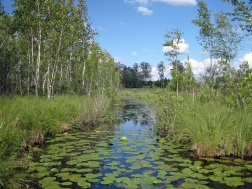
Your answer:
[77,181,91,188]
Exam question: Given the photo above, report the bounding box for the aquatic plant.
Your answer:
[0,94,112,188]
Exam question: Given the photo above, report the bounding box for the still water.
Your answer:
[29,97,252,189]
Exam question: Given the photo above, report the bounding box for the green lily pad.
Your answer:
[39,177,56,188]
[61,182,72,186]
[243,177,252,183]
[77,181,91,188]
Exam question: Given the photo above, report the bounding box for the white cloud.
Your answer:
[240,51,252,67]
[114,57,124,63]
[184,58,207,75]
[152,0,197,6]
[137,6,154,15]
[124,0,149,5]
[233,51,252,69]
[151,66,170,80]
[151,67,159,80]
[151,58,212,80]
[131,52,137,56]
[124,0,197,6]
[162,38,189,54]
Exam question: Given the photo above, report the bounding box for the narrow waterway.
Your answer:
[29,96,252,189]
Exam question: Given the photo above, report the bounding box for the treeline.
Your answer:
[0,0,120,98]
[117,61,170,88]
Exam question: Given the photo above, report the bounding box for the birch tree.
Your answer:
[163,28,184,96]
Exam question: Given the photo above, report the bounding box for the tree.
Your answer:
[163,28,184,96]
[0,2,17,94]
[192,0,216,87]
[223,61,252,109]
[214,13,242,79]
[183,56,195,94]
[139,62,152,83]
[193,1,242,89]
[168,60,185,92]
[157,61,166,87]
[0,0,119,98]
[223,0,252,33]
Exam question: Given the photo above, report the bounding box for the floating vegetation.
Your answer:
[28,97,252,188]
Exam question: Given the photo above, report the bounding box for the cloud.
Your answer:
[124,0,197,6]
[233,51,252,69]
[240,51,252,67]
[124,0,149,5]
[152,55,252,80]
[151,67,170,80]
[114,56,124,63]
[184,58,208,75]
[162,38,189,54]
[137,6,154,15]
[175,53,252,78]
[152,0,197,6]
[131,52,137,56]
[151,58,210,80]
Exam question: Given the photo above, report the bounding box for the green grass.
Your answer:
[131,88,252,159]
[0,94,110,188]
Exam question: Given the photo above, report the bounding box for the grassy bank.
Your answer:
[128,88,252,159]
[0,94,110,188]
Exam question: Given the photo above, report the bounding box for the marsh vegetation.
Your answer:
[22,95,252,189]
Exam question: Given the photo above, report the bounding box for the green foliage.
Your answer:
[0,94,112,188]
[0,0,120,98]
[223,0,252,33]
[221,61,252,110]
[118,62,152,88]
[145,87,252,159]
[163,29,186,96]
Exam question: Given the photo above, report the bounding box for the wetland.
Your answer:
[26,96,252,189]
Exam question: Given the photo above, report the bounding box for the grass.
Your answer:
[128,87,252,159]
[0,94,110,188]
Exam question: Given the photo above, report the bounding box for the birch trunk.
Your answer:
[35,5,42,97]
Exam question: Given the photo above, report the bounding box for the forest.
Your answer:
[0,0,120,98]
[1,0,252,188]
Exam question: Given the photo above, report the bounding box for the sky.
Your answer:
[2,0,252,80]
[85,0,252,80]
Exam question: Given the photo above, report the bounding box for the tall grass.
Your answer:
[175,100,237,157]
[0,94,110,188]
[138,88,252,159]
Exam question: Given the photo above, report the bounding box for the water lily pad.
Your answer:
[242,177,252,183]
[60,182,72,186]
[39,177,56,188]
[56,172,70,177]
[77,181,91,188]
[224,177,244,187]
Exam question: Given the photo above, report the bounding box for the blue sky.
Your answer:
[86,0,252,79]
[3,0,252,79]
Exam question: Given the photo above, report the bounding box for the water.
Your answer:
[27,97,252,189]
